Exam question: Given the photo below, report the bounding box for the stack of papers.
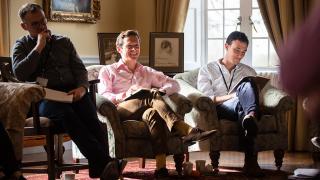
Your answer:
[44,88,73,103]
[124,88,166,101]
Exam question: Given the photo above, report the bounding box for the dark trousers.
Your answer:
[0,122,20,176]
[117,91,180,155]
[39,94,111,177]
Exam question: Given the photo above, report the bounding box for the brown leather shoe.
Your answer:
[183,128,217,146]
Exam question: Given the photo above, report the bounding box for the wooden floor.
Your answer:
[23,150,317,176]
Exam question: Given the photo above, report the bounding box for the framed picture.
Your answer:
[149,32,184,73]
[97,33,121,65]
[43,0,101,23]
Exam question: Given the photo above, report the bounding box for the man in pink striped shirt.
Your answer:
[98,30,216,177]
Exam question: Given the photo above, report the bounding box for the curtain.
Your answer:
[155,0,190,32]
[257,0,315,49]
[0,0,10,56]
[257,0,317,151]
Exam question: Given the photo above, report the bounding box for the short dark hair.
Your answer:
[226,31,249,45]
[116,30,140,48]
[18,3,43,21]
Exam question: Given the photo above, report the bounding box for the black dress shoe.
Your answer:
[311,137,320,149]
[243,156,265,177]
[183,128,217,146]
[242,114,258,137]
[154,167,169,178]
[100,159,127,180]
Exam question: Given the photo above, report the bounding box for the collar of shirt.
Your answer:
[116,59,143,73]
[27,35,38,43]
[217,59,239,74]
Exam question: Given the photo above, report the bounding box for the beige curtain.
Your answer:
[257,0,317,151]
[257,0,315,49]
[155,0,190,32]
[0,0,10,56]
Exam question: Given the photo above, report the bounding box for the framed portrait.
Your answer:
[149,32,184,73]
[97,33,121,65]
[43,0,101,23]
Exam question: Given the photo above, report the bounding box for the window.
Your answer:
[184,0,279,71]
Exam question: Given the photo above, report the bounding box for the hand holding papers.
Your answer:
[229,76,270,93]
[124,88,166,101]
[44,88,73,103]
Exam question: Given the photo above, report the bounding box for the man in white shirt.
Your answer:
[198,31,263,177]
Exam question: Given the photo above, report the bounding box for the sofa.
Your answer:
[73,65,193,175]
[173,68,294,170]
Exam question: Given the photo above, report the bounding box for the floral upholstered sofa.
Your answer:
[173,68,294,170]
[73,65,193,175]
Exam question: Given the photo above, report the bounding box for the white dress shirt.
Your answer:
[197,59,256,100]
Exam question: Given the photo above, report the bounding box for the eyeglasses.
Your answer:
[27,18,47,28]
[125,44,140,50]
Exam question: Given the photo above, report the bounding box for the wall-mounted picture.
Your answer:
[43,0,101,23]
[149,32,184,73]
[97,33,121,65]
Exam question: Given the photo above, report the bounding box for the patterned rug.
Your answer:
[25,160,290,180]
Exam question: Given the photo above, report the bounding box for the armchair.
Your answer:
[174,68,294,170]
[73,65,193,175]
[0,57,107,179]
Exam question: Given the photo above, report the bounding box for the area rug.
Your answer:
[25,160,290,179]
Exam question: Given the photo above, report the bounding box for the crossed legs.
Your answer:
[216,80,263,177]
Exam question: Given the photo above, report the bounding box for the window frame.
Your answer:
[184,0,279,72]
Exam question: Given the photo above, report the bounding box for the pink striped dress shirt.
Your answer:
[98,59,180,104]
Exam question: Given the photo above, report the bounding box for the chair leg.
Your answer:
[209,150,220,172]
[56,135,64,164]
[139,158,146,168]
[173,154,184,176]
[274,149,285,170]
[185,152,189,162]
[46,133,56,180]
[55,135,64,178]
[73,158,80,174]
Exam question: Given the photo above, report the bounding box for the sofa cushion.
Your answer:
[174,68,199,88]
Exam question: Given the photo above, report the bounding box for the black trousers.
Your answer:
[0,122,20,176]
[39,93,111,177]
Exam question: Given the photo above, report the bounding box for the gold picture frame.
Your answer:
[149,32,184,73]
[97,33,121,65]
[43,0,100,23]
